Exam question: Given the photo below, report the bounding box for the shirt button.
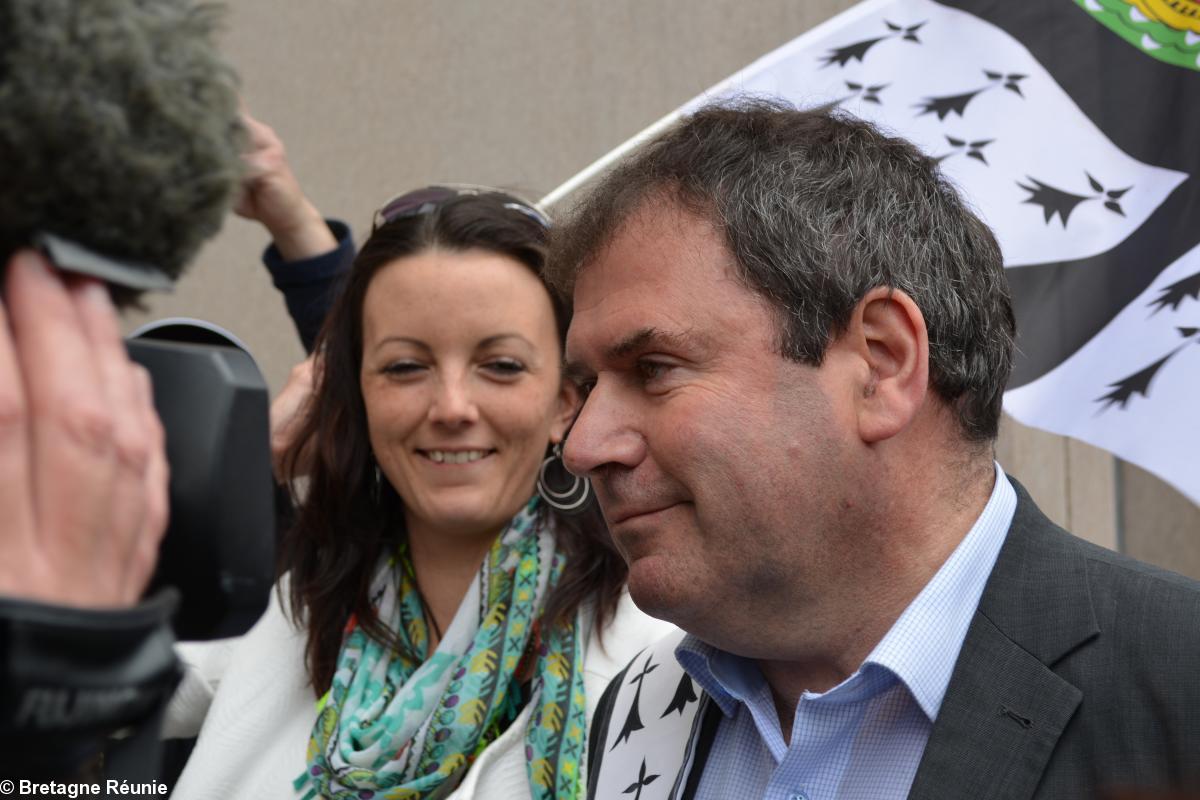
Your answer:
[788,793,809,800]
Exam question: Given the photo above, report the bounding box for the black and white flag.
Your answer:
[548,0,1200,505]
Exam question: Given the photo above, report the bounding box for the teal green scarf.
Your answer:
[295,498,586,799]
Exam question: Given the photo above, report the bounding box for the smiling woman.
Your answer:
[169,179,674,800]
[359,247,571,555]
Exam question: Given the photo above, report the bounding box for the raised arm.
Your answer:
[237,111,354,352]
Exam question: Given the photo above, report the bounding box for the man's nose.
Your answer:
[563,379,644,476]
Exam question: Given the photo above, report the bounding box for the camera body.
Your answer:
[127,328,275,641]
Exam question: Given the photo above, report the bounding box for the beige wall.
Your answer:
[126,0,1199,576]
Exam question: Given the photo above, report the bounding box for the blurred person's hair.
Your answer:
[547,98,1016,444]
[0,0,243,307]
[278,191,627,694]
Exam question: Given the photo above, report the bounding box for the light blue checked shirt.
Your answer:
[676,464,1016,800]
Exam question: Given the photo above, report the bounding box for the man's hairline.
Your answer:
[560,185,818,380]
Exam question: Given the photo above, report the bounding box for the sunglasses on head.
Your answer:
[372,184,550,231]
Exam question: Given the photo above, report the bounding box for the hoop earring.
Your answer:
[536,442,592,514]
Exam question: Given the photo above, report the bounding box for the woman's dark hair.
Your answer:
[278,192,626,694]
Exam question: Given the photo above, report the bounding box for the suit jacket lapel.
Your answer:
[908,479,1099,800]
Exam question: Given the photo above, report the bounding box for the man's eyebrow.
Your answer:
[563,327,693,382]
[607,327,692,360]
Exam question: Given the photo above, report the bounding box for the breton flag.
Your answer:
[545,0,1200,506]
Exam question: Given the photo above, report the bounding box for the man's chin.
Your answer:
[624,556,689,623]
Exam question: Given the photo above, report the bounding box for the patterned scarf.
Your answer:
[294,498,587,800]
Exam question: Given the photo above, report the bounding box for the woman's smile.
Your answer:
[417,448,496,465]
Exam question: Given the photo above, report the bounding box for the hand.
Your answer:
[0,251,168,608]
[270,354,320,481]
[234,109,336,261]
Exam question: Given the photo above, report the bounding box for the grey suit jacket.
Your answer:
[907,478,1200,798]
[587,478,1200,798]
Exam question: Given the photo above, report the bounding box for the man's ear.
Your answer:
[841,286,929,443]
[550,378,583,445]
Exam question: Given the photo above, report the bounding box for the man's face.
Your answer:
[564,202,863,649]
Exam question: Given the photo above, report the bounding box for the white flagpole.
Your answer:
[537,0,892,212]
[538,107,684,211]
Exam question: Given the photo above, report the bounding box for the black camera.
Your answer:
[127,321,275,641]
[31,232,277,640]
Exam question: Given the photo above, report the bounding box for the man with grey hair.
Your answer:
[553,100,1200,799]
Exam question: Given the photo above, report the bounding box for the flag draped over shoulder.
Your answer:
[553,0,1200,505]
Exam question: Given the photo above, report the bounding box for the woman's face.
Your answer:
[360,247,576,541]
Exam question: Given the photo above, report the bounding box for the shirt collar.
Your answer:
[676,464,1016,722]
[675,637,742,717]
[864,462,1015,720]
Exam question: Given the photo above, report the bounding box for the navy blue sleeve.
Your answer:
[263,219,354,353]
